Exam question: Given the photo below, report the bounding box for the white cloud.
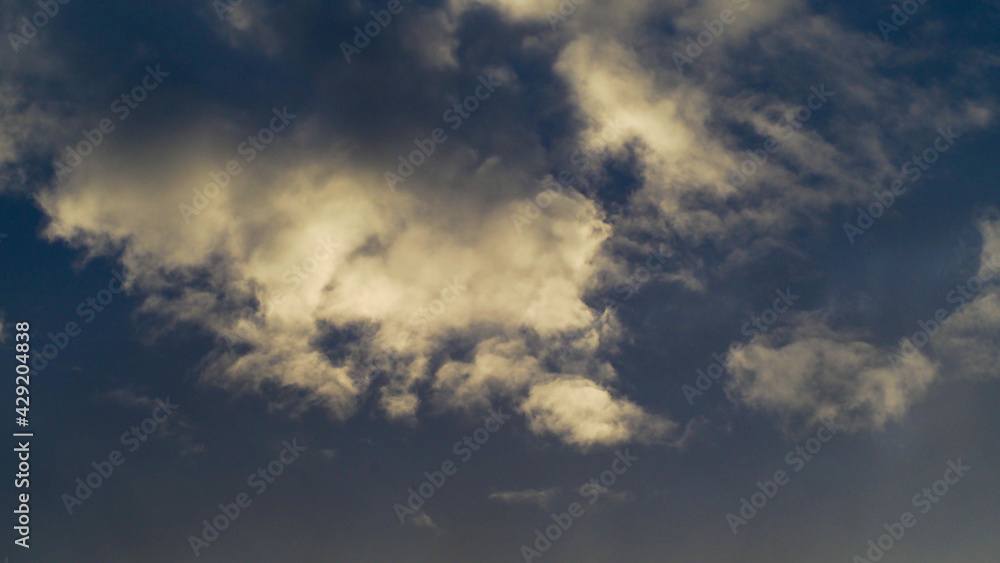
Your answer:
[727,215,1000,428]
[519,377,677,449]
[725,314,938,430]
[549,3,996,272]
[935,291,1000,381]
[31,103,670,448]
[488,488,560,509]
[935,213,1000,381]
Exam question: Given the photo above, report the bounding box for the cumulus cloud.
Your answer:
[31,81,662,447]
[520,377,677,449]
[548,0,995,274]
[725,314,938,431]
[728,214,1000,429]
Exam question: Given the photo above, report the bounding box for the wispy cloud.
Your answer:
[488,488,561,509]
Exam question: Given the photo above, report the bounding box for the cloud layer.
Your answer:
[3,0,998,449]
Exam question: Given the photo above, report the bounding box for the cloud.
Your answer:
[0,83,63,194]
[519,377,678,449]
[727,214,1000,429]
[935,213,1000,381]
[29,80,666,447]
[205,0,284,57]
[487,488,560,509]
[450,0,555,22]
[935,291,1000,381]
[6,0,999,450]
[401,11,460,70]
[102,388,158,409]
[550,2,995,275]
[601,490,636,505]
[725,314,938,431]
[410,511,439,531]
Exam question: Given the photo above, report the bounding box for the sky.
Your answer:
[0,0,999,561]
